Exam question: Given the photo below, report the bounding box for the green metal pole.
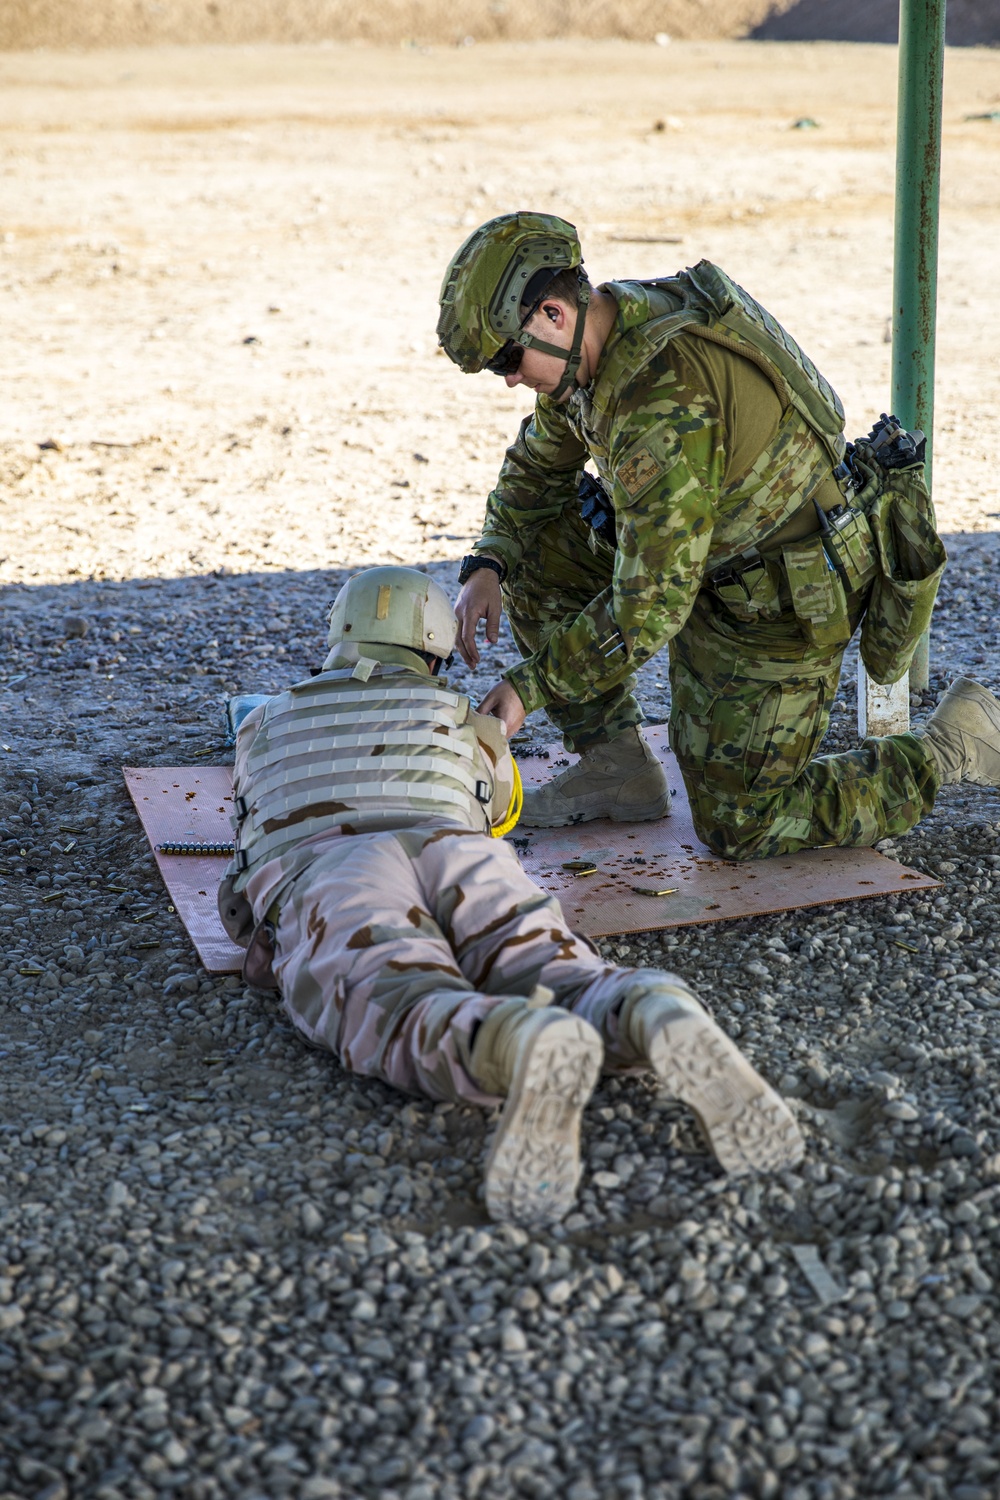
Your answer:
[893,0,946,694]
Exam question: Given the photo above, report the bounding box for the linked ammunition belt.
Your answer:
[157,841,235,856]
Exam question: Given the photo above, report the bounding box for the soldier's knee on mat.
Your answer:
[691,809,770,863]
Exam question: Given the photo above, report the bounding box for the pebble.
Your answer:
[462,1415,496,1444]
[882,1100,920,1122]
[301,1200,324,1234]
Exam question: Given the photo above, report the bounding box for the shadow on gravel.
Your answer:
[0,558,471,774]
[2,529,998,765]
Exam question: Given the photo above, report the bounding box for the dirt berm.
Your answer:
[3,0,997,50]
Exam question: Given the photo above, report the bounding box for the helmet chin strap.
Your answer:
[518,284,591,400]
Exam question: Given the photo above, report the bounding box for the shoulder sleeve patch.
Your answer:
[616,444,663,500]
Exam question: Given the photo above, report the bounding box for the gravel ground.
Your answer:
[4,544,1000,1500]
[3,39,1000,1500]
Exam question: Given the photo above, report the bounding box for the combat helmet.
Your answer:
[437,211,590,400]
[327,566,457,662]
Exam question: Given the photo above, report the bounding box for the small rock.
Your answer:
[882,1100,920,1122]
[36,1484,69,1500]
[301,1201,324,1235]
[945,1295,982,1320]
[301,1481,341,1500]
[462,1414,496,1445]
[544,1279,573,1307]
[106,1180,132,1209]
[772,1440,798,1468]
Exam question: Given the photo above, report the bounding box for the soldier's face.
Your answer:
[503,301,575,400]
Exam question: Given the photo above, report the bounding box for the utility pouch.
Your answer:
[782,534,851,648]
[821,507,879,597]
[859,464,946,684]
[711,559,783,623]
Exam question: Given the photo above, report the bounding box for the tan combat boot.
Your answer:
[520,726,670,828]
[919,677,1000,787]
[618,982,804,1175]
[472,998,603,1227]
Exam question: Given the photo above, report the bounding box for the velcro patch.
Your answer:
[616,445,663,499]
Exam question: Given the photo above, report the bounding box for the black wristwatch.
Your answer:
[458,554,507,586]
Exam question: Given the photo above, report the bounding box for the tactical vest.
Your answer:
[571,261,847,570]
[226,665,499,892]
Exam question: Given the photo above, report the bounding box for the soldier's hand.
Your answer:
[455,568,502,668]
[478,679,526,738]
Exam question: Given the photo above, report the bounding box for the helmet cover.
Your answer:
[327,566,458,658]
[437,211,582,374]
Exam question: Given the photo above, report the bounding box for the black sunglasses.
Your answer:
[485,340,526,377]
[485,281,555,377]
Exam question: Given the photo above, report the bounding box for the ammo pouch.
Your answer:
[710,558,783,623]
[781,534,852,648]
[710,508,879,637]
[858,456,946,684]
[780,502,880,648]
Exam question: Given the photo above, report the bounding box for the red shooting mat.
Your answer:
[514,728,938,935]
[123,765,244,974]
[124,731,937,973]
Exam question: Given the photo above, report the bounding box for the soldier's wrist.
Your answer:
[458,554,507,587]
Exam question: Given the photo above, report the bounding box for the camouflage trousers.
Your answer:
[504,507,941,860]
[269,825,672,1106]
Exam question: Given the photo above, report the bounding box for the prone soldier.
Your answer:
[219,566,803,1227]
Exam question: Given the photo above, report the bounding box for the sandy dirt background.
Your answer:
[0,39,998,597]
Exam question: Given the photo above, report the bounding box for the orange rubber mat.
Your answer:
[124,732,938,974]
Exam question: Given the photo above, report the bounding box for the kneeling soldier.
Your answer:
[220,566,803,1226]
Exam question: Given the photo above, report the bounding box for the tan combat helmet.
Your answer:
[327,566,458,661]
[437,211,589,400]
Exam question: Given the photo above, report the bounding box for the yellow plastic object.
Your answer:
[491,758,523,838]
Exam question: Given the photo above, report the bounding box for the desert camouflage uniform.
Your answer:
[222,653,669,1106]
[266,825,659,1106]
[475,278,940,859]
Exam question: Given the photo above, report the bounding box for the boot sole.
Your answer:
[520,796,672,829]
[646,1003,804,1176]
[483,1017,602,1227]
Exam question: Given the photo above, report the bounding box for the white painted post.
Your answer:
[858,664,911,740]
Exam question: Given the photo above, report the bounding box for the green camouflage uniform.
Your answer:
[474,278,940,860]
